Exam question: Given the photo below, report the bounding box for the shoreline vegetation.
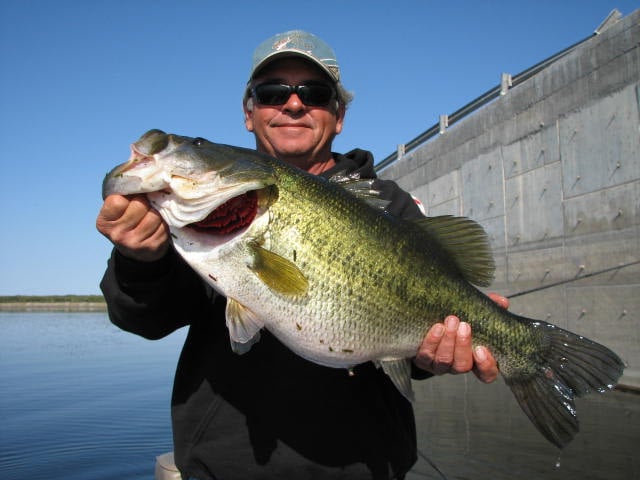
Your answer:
[0,295,107,312]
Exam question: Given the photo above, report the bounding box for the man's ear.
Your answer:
[335,103,346,135]
[244,98,254,132]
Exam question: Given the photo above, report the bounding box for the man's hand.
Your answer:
[96,194,170,262]
[413,293,509,383]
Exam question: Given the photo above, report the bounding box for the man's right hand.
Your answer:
[96,194,170,262]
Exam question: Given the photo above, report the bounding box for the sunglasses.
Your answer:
[251,81,336,107]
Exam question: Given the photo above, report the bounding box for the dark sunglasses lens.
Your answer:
[253,84,291,105]
[253,83,335,107]
[298,84,334,106]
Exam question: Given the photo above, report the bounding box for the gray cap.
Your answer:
[249,30,340,83]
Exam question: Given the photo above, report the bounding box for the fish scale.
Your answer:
[102,129,625,449]
[263,176,429,360]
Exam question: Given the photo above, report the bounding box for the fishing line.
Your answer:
[506,260,639,299]
[415,448,449,480]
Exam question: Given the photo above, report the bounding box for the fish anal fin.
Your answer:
[416,215,495,287]
[249,243,309,296]
[226,298,263,354]
[378,358,415,402]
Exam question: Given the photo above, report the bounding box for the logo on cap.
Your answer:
[250,30,340,83]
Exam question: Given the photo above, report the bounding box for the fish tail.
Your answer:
[503,317,625,448]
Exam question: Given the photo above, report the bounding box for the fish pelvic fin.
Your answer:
[377,358,415,402]
[415,215,495,287]
[504,317,625,448]
[226,298,263,354]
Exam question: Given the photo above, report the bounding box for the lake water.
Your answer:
[1,312,186,480]
[1,312,638,480]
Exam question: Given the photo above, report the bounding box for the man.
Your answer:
[97,30,504,479]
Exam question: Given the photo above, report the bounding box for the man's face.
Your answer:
[244,57,344,171]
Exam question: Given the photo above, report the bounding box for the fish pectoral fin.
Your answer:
[377,358,415,402]
[249,243,309,296]
[226,298,263,355]
[415,215,495,287]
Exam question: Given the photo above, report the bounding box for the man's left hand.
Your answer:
[412,293,509,384]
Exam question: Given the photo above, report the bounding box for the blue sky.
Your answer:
[0,1,635,295]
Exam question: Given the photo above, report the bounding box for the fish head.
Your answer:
[102,128,278,238]
[103,128,277,220]
[103,130,308,301]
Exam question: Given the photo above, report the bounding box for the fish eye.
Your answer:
[192,137,205,146]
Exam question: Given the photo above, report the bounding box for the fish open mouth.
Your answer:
[189,191,258,234]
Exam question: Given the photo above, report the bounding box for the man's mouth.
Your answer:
[190,191,258,234]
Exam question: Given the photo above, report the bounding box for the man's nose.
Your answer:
[282,93,305,113]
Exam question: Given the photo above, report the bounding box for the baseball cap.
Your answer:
[249,30,341,83]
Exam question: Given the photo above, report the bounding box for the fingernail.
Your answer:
[474,346,486,362]
[445,316,459,332]
[459,322,471,336]
[432,324,445,338]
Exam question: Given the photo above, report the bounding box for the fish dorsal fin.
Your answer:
[248,243,309,296]
[327,169,364,186]
[328,171,390,211]
[226,298,263,354]
[377,358,415,402]
[416,215,495,287]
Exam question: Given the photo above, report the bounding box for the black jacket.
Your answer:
[101,149,427,480]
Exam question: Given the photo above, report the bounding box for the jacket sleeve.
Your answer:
[100,248,217,340]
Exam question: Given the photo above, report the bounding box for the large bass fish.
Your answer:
[102,129,624,448]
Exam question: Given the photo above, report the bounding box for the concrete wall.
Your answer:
[378,10,640,387]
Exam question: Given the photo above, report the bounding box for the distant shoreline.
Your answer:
[0,302,107,312]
